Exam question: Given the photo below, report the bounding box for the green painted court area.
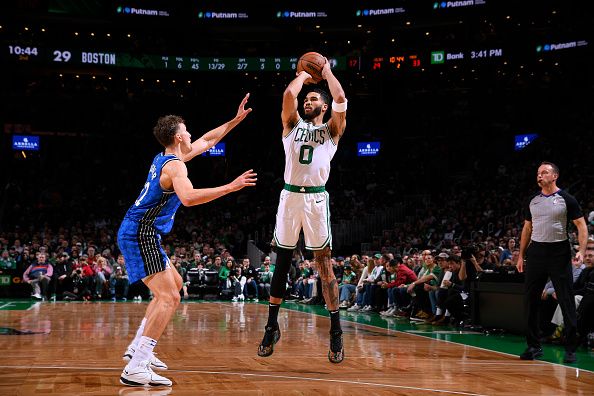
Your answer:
[280,300,594,372]
[0,300,39,311]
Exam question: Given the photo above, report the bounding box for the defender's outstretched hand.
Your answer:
[234,93,253,123]
[229,169,258,192]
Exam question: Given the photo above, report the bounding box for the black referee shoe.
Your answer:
[257,325,281,357]
[520,346,543,360]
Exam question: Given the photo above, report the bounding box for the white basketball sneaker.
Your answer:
[120,360,172,387]
[123,346,168,370]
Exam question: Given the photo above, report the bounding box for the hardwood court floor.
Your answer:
[0,300,593,395]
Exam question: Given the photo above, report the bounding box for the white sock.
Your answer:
[129,336,157,368]
[436,308,443,316]
[445,310,451,317]
[130,318,147,349]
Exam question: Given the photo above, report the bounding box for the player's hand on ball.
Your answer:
[321,57,332,80]
[296,70,315,85]
[230,169,257,191]
[234,93,253,122]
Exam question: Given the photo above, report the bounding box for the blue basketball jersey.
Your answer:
[123,152,182,235]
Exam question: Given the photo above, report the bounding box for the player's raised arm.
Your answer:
[282,71,312,135]
[164,160,257,206]
[181,93,252,162]
[321,59,347,143]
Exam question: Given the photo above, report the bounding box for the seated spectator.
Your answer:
[379,256,417,316]
[427,252,451,318]
[338,264,358,308]
[219,258,235,298]
[292,260,311,300]
[240,257,259,301]
[407,250,442,320]
[348,254,362,273]
[302,264,324,305]
[23,252,53,300]
[0,250,17,273]
[430,255,467,326]
[258,263,273,300]
[65,260,92,301]
[209,255,223,272]
[468,247,487,275]
[93,256,112,299]
[73,254,95,293]
[101,248,116,267]
[260,255,273,272]
[187,252,203,270]
[110,256,130,302]
[53,252,73,300]
[347,255,373,311]
[231,266,246,302]
[361,254,387,312]
[499,238,516,263]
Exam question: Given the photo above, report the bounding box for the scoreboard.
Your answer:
[5,44,346,72]
[6,40,587,74]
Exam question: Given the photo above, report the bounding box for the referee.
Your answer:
[517,162,588,363]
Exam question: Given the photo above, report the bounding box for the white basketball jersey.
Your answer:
[283,118,337,186]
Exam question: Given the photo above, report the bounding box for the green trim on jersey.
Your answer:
[273,229,297,250]
[282,118,302,140]
[283,183,326,193]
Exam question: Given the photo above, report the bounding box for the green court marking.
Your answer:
[279,300,594,372]
[0,300,38,310]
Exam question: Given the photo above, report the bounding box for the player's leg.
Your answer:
[118,225,158,364]
[122,242,177,371]
[120,269,179,387]
[305,191,343,363]
[313,247,344,363]
[258,247,292,351]
[258,191,300,357]
[314,248,339,310]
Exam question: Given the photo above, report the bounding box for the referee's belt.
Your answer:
[283,183,325,193]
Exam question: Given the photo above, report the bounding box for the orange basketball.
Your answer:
[297,52,326,83]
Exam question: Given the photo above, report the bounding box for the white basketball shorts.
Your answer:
[273,190,332,251]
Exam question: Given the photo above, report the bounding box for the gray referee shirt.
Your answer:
[524,189,583,243]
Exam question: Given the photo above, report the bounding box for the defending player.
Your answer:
[119,94,256,387]
[257,59,348,363]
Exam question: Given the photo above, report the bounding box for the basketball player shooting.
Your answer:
[257,57,348,363]
[118,93,256,387]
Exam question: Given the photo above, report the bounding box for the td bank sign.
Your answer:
[431,50,464,64]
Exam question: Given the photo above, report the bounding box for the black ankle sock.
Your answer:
[329,310,341,332]
[266,303,280,330]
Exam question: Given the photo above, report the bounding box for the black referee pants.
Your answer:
[524,240,577,351]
